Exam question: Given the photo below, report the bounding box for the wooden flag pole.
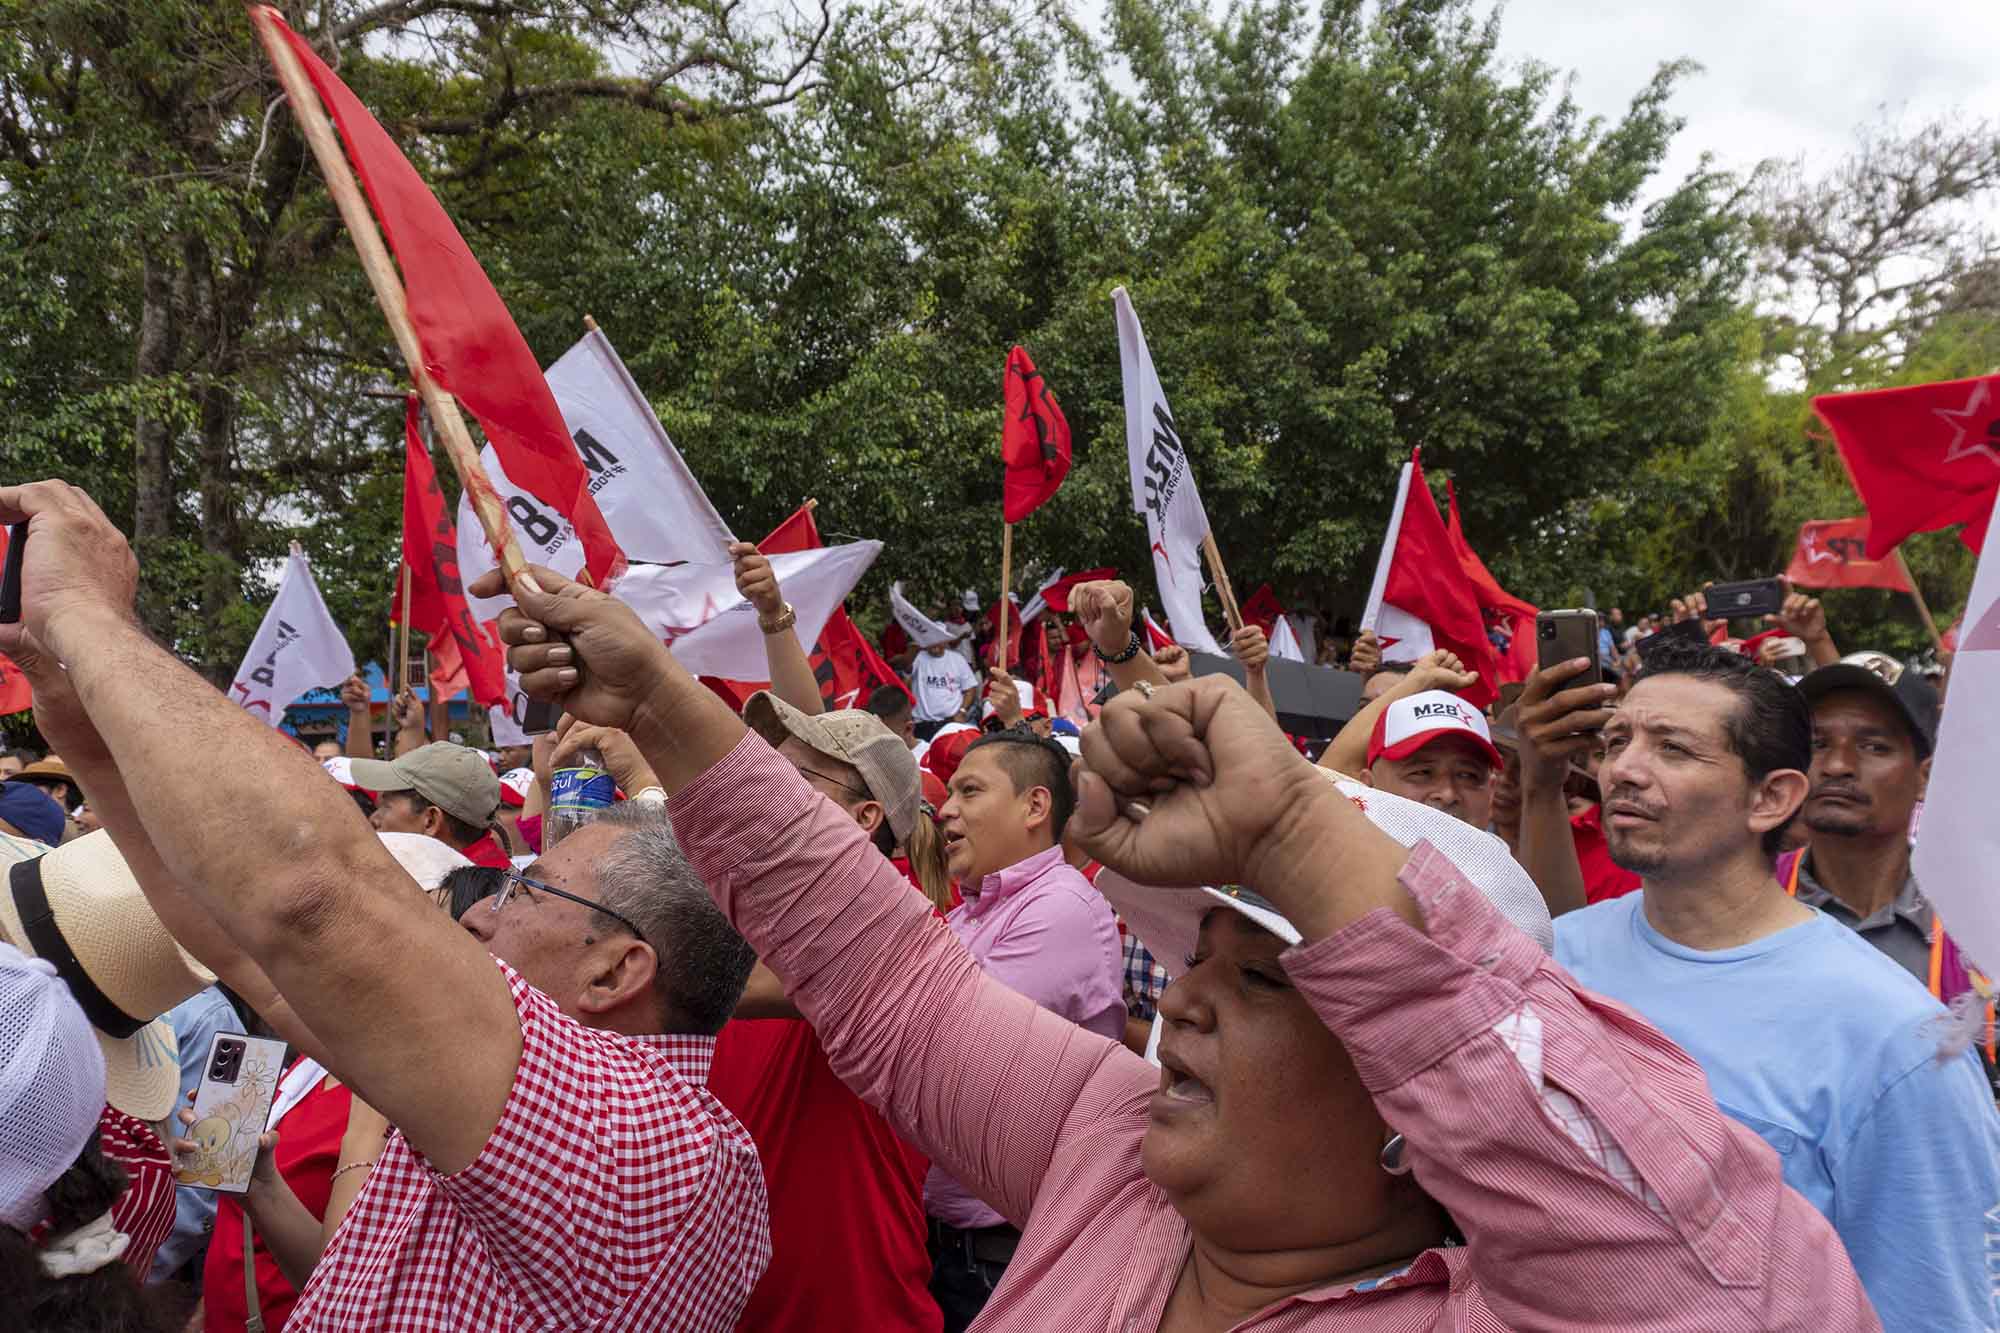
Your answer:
[997,522,1014,667]
[1894,548,1946,650]
[1202,532,1245,635]
[395,559,413,696]
[250,7,527,588]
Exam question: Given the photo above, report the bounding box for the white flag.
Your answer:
[890,582,955,648]
[1358,461,1436,662]
[1913,528,2000,975]
[1270,615,1307,663]
[1018,567,1066,625]
[228,547,355,727]
[459,326,879,685]
[1114,287,1224,656]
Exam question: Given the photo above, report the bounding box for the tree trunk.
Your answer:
[131,247,180,636]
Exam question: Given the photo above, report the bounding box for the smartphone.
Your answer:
[519,697,558,736]
[1704,577,1786,621]
[1536,609,1603,687]
[0,521,24,625]
[172,1033,288,1194]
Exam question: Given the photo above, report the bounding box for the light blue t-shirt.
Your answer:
[1557,893,2000,1333]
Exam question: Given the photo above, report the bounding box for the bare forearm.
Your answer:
[241,1169,329,1291]
[343,709,375,759]
[1320,674,1422,772]
[762,629,825,716]
[629,643,754,795]
[1103,653,1169,692]
[1517,782,1589,918]
[1252,777,1418,941]
[1244,667,1277,719]
[1806,633,1840,667]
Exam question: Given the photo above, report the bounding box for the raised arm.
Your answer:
[339,674,376,759]
[1,481,521,1176]
[1770,580,1840,668]
[1317,651,1477,774]
[481,563,1144,1225]
[1511,658,1615,919]
[1228,623,1278,719]
[1071,580,1171,693]
[1065,676,1874,1329]
[732,541,823,715]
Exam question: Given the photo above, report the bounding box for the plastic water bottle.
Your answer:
[545,745,616,847]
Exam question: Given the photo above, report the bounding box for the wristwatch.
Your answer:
[1094,629,1143,665]
[629,787,668,809]
[758,602,797,635]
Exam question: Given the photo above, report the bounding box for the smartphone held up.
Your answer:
[1536,609,1603,689]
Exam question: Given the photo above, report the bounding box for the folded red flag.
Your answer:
[1445,482,1537,685]
[1814,375,2000,557]
[396,399,508,708]
[1783,517,1914,593]
[1241,584,1286,637]
[1002,346,1073,524]
[270,14,624,587]
[1039,567,1118,615]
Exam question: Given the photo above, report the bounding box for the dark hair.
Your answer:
[385,790,488,848]
[1630,639,1811,856]
[962,727,1076,841]
[441,864,507,919]
[590,802,756,1035]
[866,686,912,721]
[0,1133,172,1332]
[345,787,377,819]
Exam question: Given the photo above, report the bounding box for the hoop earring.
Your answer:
[1380,1133,1411,1176]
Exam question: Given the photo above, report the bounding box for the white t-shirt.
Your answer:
[910,649,980,721]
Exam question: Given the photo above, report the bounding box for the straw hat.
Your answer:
[0,830,216,1122]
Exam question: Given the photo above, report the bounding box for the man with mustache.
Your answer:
[1786,652,1996,1090]
[1517,638,2000,1332]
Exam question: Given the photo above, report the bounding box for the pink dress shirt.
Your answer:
[931,842,1125,1228]
[671,735,1876,1330]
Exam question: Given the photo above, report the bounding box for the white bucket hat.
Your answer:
[0,830,216,1122]
[1097,769,1554,979]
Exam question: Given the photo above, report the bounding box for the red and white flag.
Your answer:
[1914,504,2000,975]
[229,546,356,725]
[1446,481,1537,684]
[263,13,624,587]
[1141,609,1176,652]
[1360,450,1499,707]
[1784,517,1915,592]
[1115,287,1224,655]
[1814,374,2000,556]
[459,325,879,682]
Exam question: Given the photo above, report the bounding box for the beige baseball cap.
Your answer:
[745,692,920,842]
[349,742,501,829]
[0,830,216,1122]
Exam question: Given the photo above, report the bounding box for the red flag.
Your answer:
[268,14,624,587]
[1141,609,1176,652]
[1814,374,2000,557]
[1784,517,1915,592]
[982,597,1022,669]
[427,632,469,697]
[1038,567,1118,615]
[707,504,911,711]
[1445,482,1538,684]
[398,399,508,707]
[0,527,29,716]
[1364,451,1500,707]
[1001,346,1073,523]
[1241,585,1287,636]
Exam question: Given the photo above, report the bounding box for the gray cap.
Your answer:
[349,742,501,828]
[746,692,920,842]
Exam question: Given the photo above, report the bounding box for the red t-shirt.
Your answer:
[460,830,512,869]
[708,1020,938,1332]
[204,1063,354,1333]
[1572,804,1642,904]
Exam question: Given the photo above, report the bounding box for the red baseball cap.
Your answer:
[1366,690,1502,770]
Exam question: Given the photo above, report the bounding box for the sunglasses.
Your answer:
[795,764,870,802]
[489,869,645,941]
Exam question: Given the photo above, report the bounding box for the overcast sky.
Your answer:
[1487,0,2000,201]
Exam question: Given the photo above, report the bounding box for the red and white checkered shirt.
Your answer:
[286,959,768,1331]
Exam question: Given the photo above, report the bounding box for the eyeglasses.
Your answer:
[490,869,645,940]
[795,764,869,802]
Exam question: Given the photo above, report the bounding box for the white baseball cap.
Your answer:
[1367,689,1502,770]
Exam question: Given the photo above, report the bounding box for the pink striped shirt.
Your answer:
[672,736,1877,1330]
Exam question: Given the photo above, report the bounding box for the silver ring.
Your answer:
[1133,679,1156,699]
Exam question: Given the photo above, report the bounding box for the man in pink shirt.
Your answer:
[480,560,1878,1333]
[931,727,1123,1328]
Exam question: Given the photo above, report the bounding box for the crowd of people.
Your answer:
[1,473,1994,1332]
